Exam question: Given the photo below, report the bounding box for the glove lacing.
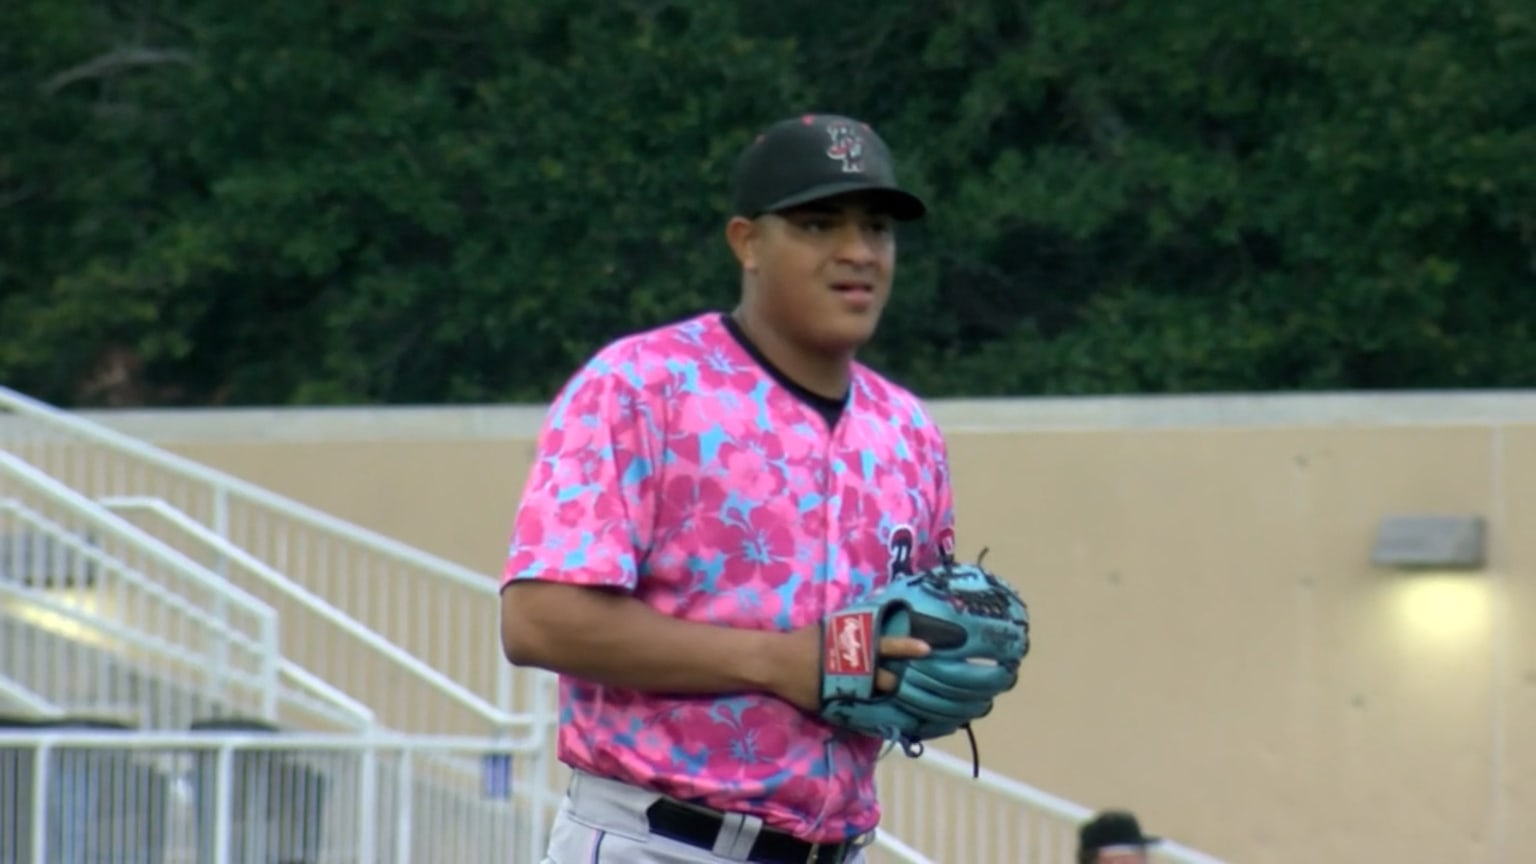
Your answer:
[874,546,994,780]
[899,547,988,779]
[880,721,983,779]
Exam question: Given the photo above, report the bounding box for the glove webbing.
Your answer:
[900,547,992,778]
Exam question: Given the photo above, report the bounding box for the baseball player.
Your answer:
[1077,810,1163,863]
[500,113,959,864]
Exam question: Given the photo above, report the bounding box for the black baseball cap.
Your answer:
[1079,810,1162,853]
[731,113,927,222]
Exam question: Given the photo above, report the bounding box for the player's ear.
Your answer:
[725,215,759,273]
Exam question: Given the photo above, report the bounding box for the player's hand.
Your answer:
[768,625,930,714]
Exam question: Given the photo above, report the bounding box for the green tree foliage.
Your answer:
[2,0,1532,406]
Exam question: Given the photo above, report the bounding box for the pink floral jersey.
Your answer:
[501,312,956,843]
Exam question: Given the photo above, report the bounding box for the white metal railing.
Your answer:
[874,748,1229,864]
[0,675,61,718]
[0,392,560,841]
[101,496,529,739]
[0,452,280,729]
[274,660,378,734]
[92,497,555,848]
[0,453,376,735]
[1,566,368,735]
[0,729,551,864]
[0,386,539,728]
[871,831,938,863]
[0,573,254,728]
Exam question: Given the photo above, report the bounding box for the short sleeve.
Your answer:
[501,352,660,593]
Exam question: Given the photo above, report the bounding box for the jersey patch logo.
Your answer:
[888,524,916,579]
[825,610,875,676]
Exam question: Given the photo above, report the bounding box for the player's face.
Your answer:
[1095,849,1150,864]
[746,194,897,353]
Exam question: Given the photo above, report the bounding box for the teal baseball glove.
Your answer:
[818,549,1030,776]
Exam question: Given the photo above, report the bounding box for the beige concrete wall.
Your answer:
[81,394,1536,864]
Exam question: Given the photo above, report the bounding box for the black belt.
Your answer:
[645,798,862,864]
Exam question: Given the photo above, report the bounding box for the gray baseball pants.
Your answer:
[540,769,873,864]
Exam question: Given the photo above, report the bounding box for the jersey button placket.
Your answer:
[815,408,842,618]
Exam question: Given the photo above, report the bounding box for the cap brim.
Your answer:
[763,181,927,221]
[1094,838,1162,852]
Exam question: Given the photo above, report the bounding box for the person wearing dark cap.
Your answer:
[1078,810,1164,863]
[502,112,968,864]
[722,112,926,392]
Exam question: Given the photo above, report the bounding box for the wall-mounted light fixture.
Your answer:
[1371,514,1487,572]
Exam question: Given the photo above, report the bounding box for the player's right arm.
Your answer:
[497,351,862,704]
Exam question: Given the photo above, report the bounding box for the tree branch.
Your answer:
[41,47,195,96]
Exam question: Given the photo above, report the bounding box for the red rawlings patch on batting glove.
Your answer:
[824,609,876,677]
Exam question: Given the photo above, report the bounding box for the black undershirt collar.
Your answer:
[719,312,848,429]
